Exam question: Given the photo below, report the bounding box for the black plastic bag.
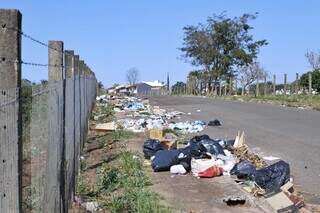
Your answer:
[208,119,222,126]
[152,150,180,172]
[254,160,290,193]
[188,135,225,156]
[230,160,256,179]
[199,139,226,156]
[143,139,164,159]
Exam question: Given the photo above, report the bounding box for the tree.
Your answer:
[305,50,320,70]
[171,81,186,94]
[300,69,320,92]
[126,67,139,85]
[180,13,267,92]
[238,61,268,94]
[98,81,104,89]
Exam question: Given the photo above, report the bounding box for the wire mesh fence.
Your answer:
[0,9,98,213]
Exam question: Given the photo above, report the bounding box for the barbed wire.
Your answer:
[4,25,74,56]
[0,58,64,68]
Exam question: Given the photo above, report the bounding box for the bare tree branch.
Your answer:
[305,50,320,70]
[126,67,140,85]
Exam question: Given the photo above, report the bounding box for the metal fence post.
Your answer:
[47,40,64,213]
[0,9,22,213]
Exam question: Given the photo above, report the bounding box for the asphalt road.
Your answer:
[149,95,320,204]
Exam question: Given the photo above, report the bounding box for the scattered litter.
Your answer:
[208,119,222,126]
[152,150,180,172]
[84,201,99,212]
[233,131,245,148]
[197,166,223,178]
[170,164,187,175]
[94,122,116,131]
[223,195,246,206]
[265,191,296,212]
[263,156,280,161]
[143,139,165,159]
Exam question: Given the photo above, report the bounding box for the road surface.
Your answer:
[149,95,320,204]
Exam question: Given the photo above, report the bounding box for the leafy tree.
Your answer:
[171,81,186,94]
[300,69,320,92]
[180,13,267,92]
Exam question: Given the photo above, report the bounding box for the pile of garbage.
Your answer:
[94,95,209,134]
[143,132,305,212]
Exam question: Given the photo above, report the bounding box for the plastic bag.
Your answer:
[230,160,256,179]
[170,164,187,175]
[191,157,223,177]
[143,139,164,159]
[208,119,222,126]
[188,135,226,157]
[254,160,290,193]
[152,150,180,172]
[198,166,223,178]
[200,140,225,156]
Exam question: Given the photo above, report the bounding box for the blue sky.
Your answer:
[2,0,320,87]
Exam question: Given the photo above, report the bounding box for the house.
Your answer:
[107,80,165,96]
[134,80,165,96]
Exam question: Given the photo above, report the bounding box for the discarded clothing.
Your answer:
[143,139,165,159]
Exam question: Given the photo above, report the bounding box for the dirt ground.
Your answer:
[126,134,267,213]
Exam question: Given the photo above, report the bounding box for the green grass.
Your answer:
[76,150,170,212]
[110,129,135,142]
[218,94,320,111]
[84,151,171,213]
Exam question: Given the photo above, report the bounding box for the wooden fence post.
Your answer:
[47,40,64,212]
[273,74,276,95]
[295,73,299,94]
[309,72,312,95]
[229,76,233,95]
[284,74,287,95]
[64,50,75,210]
[73,54,81,198]
[255,78,259,97]
[0,9,22,213]
[263,76,267,96]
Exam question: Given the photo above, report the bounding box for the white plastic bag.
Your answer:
[191,157,223,177]
[170,164,187,175]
